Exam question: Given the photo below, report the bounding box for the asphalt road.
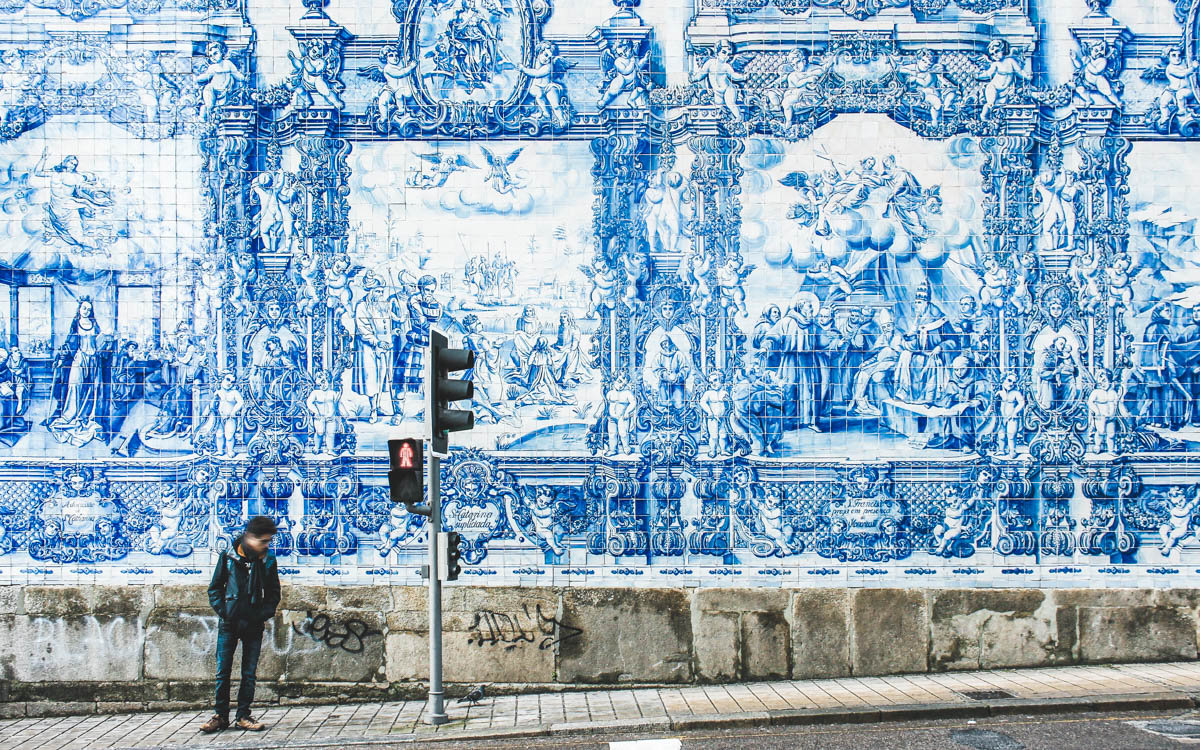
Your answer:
[331,710,1200,750]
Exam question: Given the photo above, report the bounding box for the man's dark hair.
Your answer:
[246,515,277,537]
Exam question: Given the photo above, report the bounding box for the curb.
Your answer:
[112,691,1199,749]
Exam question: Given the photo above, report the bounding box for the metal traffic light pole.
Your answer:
[426,448,446,725]
[389,329,474,726]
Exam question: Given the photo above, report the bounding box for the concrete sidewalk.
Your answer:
[3,661,1200,749]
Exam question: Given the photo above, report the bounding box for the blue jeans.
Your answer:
[214,621,264,721]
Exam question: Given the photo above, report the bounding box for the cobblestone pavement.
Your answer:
[3,662,1200,749]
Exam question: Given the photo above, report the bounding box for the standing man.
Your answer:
[201,516,281,733]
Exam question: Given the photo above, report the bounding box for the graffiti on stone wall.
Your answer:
[466,603,582,651]
[293,612,383,654]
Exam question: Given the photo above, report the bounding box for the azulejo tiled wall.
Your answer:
[1,0,1200,588]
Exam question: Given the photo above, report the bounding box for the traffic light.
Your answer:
[428,329,475,455]
[438,531,462,581]
[387,438,424,510]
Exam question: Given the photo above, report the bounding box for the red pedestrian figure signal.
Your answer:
[387,438,423,507]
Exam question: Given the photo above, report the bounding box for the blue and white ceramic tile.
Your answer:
[1,0,1200,585]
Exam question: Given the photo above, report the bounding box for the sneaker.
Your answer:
[234,716,266,731]
[199,715,228,733]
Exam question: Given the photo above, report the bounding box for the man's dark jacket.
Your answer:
[208,536,281,631]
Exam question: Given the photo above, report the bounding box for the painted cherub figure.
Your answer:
[358,45,418,129]
[528,486,570,556]
[977,39,1032,119]
[753,487,795,555]
[1148,47,1200,132]
[580,257,617,320]
[699,370,730,458]
[518,41,574,129]
[1073,40,1122,108]
[690,40,746,122]
[683,247,713,315]
[716,257,755,318]
[147,485,191,554]
[306,371,341,456]
[1160,485,1200,554]
[770,47,823,125]
[279,39,346,119]
[195,41,246,121]
[598,39,651,109]
[1106,253,1135,327]
[605,372,638,455]
[979,256,1010,313]
[932,486,977,556]
[378,503,419,558]
[899,49,958,128]
[1087,368,1120,454]
[207,370,244,457]
[324,253,355,330]
[996,371,1026,458]
[806,258,855,297]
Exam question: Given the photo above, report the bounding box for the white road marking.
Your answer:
[609,740,683,750]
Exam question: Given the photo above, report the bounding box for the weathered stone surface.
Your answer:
[1078,606,1198,663]
[445,624,556,684]
[929,589,1068,671]
[385,632,428,682]
[143,609,221,681]
[153,585,209,611]
[558,589,691,683]
[692,610,739,682]
[852,589,927,676]
[91,585,150,616]
[23,586,88,617]
[1053,589,1148,609]
[791,589,850,679]
[391,585,428,615]
[280,585,326,612]
[694,588,788,614]
[743,610,789,680]
[326,587,392,613]
[0,614,143,682]
[0,586,19,614]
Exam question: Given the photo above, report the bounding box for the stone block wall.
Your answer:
[0,585,1196,716]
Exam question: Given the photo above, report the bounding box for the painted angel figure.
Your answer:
[690,40,747,122]
[517,41,575,130]
[408,151,478,189]
[29,153,114,251]
[480,145,523,194]
[1144,47,1200,134]
[195,41,246,121]
[766,47,823,125]
[1073,40,1123,108]
[598,39,651,109]
[716,257,755,318]
[358,45,417,130]
[976,39,1032,119]
[279,39,346,119]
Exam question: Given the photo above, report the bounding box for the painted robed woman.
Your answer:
[48,298,106,446]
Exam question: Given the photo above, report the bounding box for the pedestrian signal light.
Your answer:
[387,438,423,509]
